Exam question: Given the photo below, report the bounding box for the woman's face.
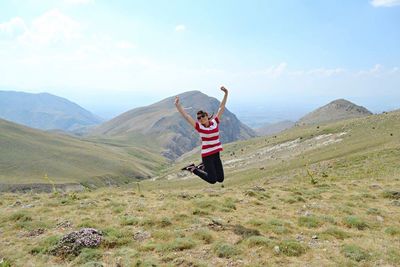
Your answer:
[197,113,208,124]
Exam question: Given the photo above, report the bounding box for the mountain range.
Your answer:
[0,91,103,133]
[90,90,256,159]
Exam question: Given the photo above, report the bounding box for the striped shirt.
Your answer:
[194,116,223,157]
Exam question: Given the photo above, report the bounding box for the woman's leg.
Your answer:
[192,155,218,184]
[214,153,225,183]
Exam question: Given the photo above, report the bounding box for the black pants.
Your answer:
[193,152,224,184]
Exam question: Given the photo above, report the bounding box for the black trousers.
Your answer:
[193,152,224,184]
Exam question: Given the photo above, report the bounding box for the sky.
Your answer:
[0,0,399,121]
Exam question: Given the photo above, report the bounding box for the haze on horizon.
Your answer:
[0,0,399,121]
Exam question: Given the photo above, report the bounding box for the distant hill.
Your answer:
[297,99,372,125]
[255,120,295,136]
[91,91,256,159]
[0,118,166,187]
[0,91,103,132]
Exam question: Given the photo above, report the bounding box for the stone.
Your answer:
[25,228,45,237]
[312,235,318,239]
[376,216,384,222]
[273,246,280,254]
[50,228,102,258]
[133,230,151,242]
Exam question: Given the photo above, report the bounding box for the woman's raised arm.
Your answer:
[216,86,228,119]
[174,96,196,128]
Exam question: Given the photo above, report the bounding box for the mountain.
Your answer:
[0,118,166,188]
[297,99,373,125]
[254,120,295,136]
[91,91,256,159]
[0,91,103,132]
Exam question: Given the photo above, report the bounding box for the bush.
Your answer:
[246,236,274,248]
[298,216,321,228]
[76,248,102,264]
[120,215,139,226]
[385,226,400,236]
[344,216,368,230]
[322,227,351,240]
[158,238,196,252]
[279,240,307,257]
[341,244,370,262]
[193,229,214,244]
[213,243,241,258]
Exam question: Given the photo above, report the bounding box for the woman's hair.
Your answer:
[197,110,214,120]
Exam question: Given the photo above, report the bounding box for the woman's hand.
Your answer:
[220,86,228,94]
[174,96,180,106]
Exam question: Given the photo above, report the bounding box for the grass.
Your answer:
[341,244,371,262]
[343,216,369,230]
[0,110,399,266]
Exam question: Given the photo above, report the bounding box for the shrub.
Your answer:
[322,227,351,240]
[213,243,241,258]
[298,216,321,228]
[193,229,214,244]
[246,236,274,248]
[344,216,368,230]
[341,244,370,262]
[385,226,400,236]
[279,240,306,257]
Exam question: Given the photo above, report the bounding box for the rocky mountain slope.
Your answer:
[297,99,372,125]
[91,91,256,159]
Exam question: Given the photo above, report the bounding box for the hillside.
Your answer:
[255,120,295,136]
[297,99,372,126]
[91,91,256,159]
[0,119,167,189]
[1,110,399,266]
[0,91,103,132]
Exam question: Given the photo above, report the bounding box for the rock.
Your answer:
[312,235,318,239]
[56,220,73,229]
[50,228,102,258]
[376,216,384,222]
[22,204,34,209]
[296,234,304,242]
[304,211,312,217]
[369,184,382,190]
[251,185,266,192]
[391,200,400,207]
[178,192,192,199]
[24,228,45,237]
[273,245,280,254]
[133,230,151,242]
[10,201,22,207]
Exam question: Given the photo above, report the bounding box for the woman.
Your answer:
[174,86,228,184]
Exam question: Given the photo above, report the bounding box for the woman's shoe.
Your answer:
[196,162,205,171]
[181,163,196,172]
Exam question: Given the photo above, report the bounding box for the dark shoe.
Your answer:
[181,163,196,172]
[197,162,205,171]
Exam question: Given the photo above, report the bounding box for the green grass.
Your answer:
[0,110,399,266]
[344,216,369,230]
[341,244,371,262]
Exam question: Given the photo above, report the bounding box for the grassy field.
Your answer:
[0,119,168,187]
[0,111,399,266]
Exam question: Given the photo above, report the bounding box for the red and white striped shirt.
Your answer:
[194,117,223,157]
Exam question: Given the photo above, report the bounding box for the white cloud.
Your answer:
[17,9,81,45]
[175,24,186,32]
[64,0,95,5]
[371,0,400,7]
[357,64,383,76]
[116,40,135,49]
[0,17,27,35]
[263,62,287,77]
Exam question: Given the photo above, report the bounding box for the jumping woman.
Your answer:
[174,86,228,184]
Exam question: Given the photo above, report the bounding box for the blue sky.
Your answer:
[0,0,399,120]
